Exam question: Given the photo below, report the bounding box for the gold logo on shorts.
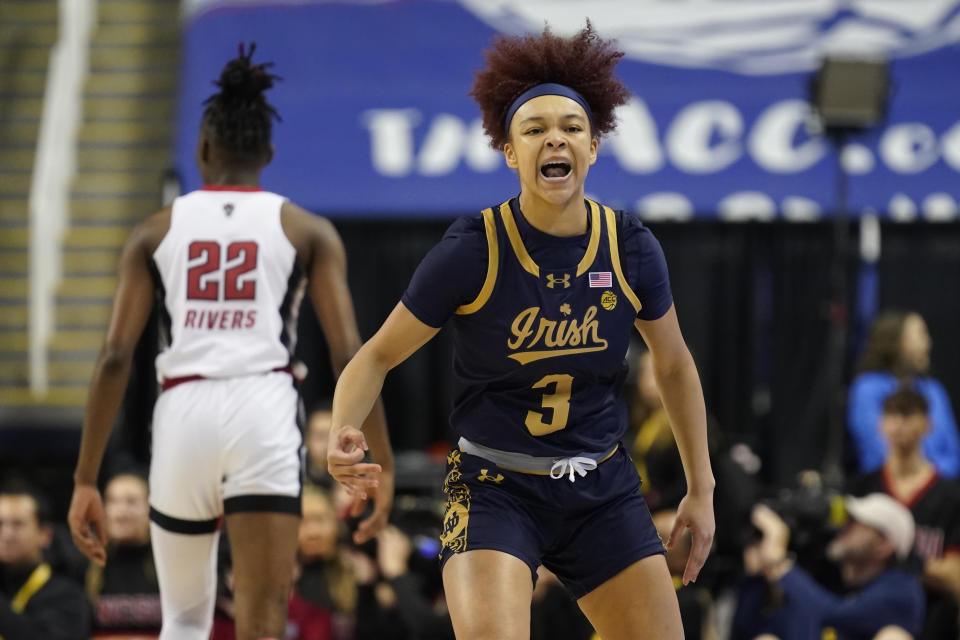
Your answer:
[440,502,469,553]
[440,448,470,555]
[478,469,504,484]
[601,291,617,310]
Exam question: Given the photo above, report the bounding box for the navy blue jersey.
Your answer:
[405,198,670,458]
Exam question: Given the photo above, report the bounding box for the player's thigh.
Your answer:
[226,511,300,637]
[577,554,682,640]
[221,372,302,508]
[149,382,223,522]
[443,549,534,640]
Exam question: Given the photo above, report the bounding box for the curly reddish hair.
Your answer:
[470,22,631,149]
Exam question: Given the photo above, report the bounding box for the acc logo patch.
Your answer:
[600,290,617,310]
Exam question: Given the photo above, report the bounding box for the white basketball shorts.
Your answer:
[148,370,302,533]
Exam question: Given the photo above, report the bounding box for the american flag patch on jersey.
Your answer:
[589,271,612,287]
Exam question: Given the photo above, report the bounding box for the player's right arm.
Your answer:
[69,207,170,565]
[327,300,439,492]
[325,214,486,497]
[316,212,482,532]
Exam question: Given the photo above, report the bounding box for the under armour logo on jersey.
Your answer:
[223,203,234,216]
[546,273,570,289]
[478,469,504,484]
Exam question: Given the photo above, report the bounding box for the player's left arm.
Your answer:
[69,209,167,565]
[635,306,715,584]
[283,202,393,537]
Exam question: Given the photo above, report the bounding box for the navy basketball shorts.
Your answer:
[438,445,665,599]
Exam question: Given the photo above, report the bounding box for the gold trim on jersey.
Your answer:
[499,199,602,279]
[577,200,602,276]
[499,201,539,277]
[604,205,643,313]
[455,207,499,315]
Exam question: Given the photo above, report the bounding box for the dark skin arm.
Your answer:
[281,202,394,543]
[68,207,170,566]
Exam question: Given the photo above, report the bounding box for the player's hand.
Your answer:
[68,483,108,566]
[353,467,394,545]
[376,524,411,579]
[668,489,715,585]
[327,425,382,499]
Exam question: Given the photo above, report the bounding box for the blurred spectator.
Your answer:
[86,471,161,636]
[0,482,92,639]
[848,388,960,640]
[652,509,712,640]
[305,403,335,491]
[629,347,686,511]
[368,524,454,640]
[848,311,960,478]
[530,566,593,640]
[297,486,358,639]
[629,343,758,591]
[732,495,924,640]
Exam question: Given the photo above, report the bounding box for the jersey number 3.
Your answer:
[186,241,258,300]
[525,374,574,436]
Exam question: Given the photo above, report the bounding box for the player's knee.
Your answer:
[160,619,213,640]
[872,627,913,640]
[455,619,527,640]
[234,589,289,637]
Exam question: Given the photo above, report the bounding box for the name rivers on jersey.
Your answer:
[184,308,257,330]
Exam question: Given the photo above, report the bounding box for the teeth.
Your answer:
[540,162,571,178]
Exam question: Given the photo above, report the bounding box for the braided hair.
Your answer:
[201,42,281,168]
[470,22,631,149]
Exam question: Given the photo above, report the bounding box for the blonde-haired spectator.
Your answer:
[86,472,161,636]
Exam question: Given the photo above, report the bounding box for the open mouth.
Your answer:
[540,162,571,179]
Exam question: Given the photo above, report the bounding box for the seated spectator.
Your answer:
[733,494,924,640]
[0,481,92,639]
[629,347,686,511]
[369,524,453,640]
[530,566,593,640]
[848,387,960,640]
[86,471,162,636]
[848,311,960,478]
[652,509,712,640]
[305,403,335,491]
[297,486,357,639]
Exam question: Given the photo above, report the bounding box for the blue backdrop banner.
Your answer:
[176,0,960,220]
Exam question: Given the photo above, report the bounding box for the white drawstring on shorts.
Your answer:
[549,456,598,482]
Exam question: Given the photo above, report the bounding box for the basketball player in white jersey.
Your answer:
[67,45,392,640]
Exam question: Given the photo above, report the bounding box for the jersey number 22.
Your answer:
[186,240,258,301]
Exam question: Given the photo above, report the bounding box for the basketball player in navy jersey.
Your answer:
[328,25,714,640]
[67,45,392,640]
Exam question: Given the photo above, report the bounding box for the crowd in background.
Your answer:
[2,308,959,640]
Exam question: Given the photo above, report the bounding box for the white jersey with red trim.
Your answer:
[152,187,305,381]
